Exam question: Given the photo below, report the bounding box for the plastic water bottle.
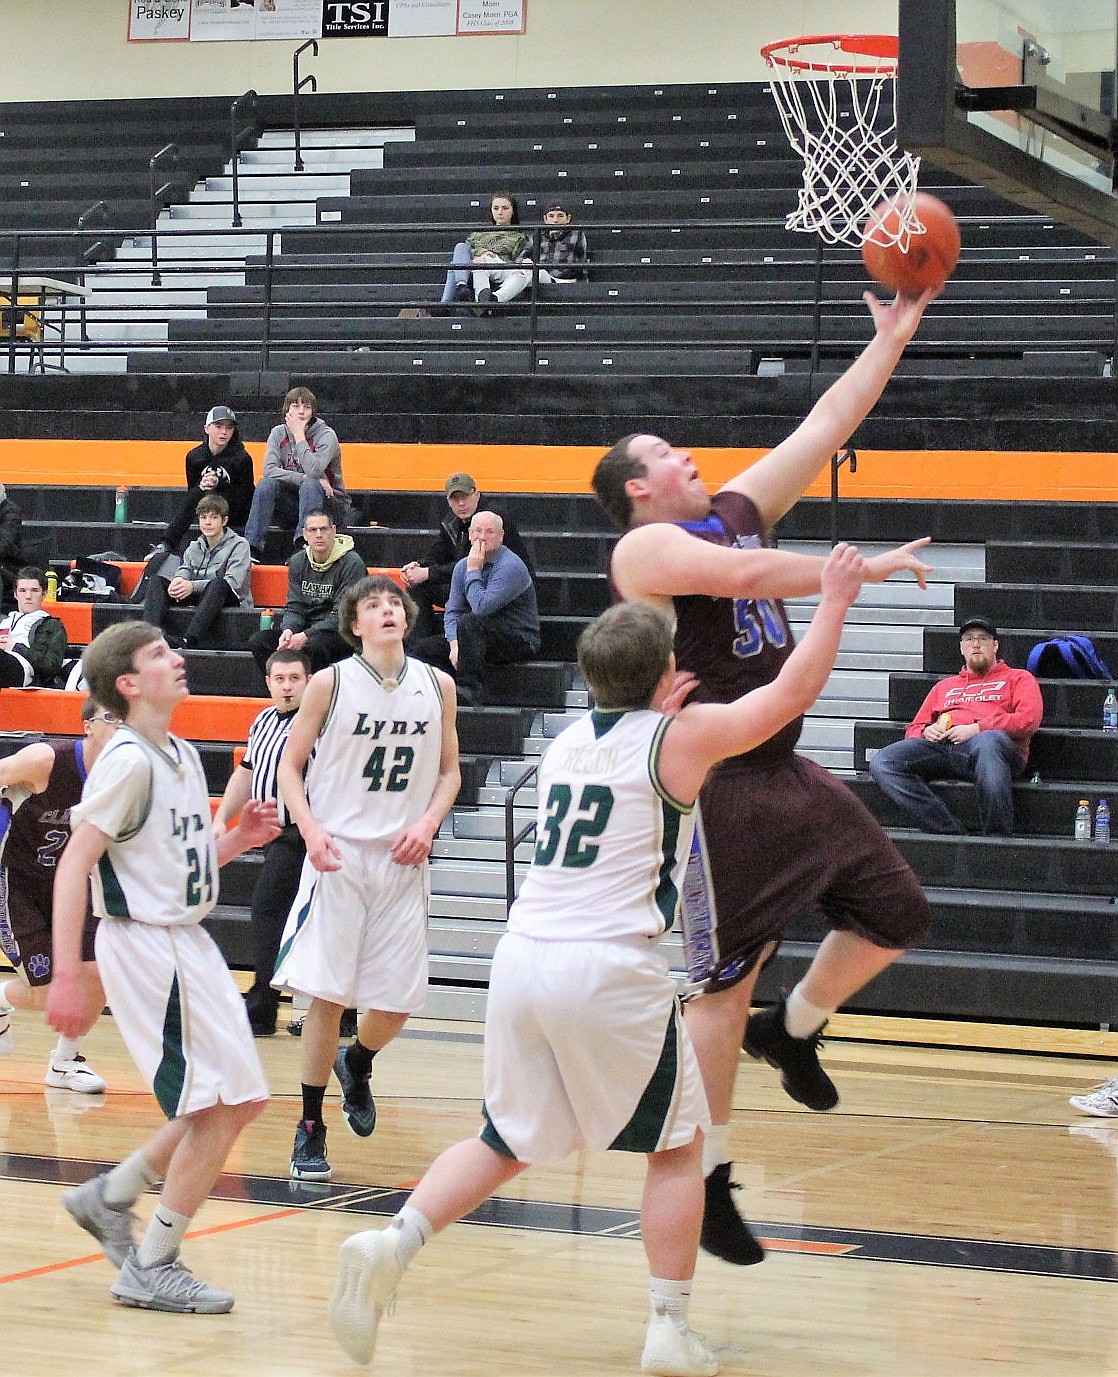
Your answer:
[113,485,129,524]
[1096,799,1111,846]
[259,608,275,632]
[1104,687,1118,733]
[44,569,58,602]
[1075,799,1092,842]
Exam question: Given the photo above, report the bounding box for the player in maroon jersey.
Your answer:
[593,288,936,1267]
[0,697,119,1091]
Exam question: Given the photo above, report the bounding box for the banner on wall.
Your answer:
[128,0,525,41]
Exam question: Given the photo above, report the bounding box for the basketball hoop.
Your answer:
[761,33,923,248]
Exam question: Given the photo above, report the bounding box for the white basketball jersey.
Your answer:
[508,708,695,943]
[74,727,218,928]
[305,654,445,844]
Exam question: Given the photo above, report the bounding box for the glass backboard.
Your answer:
[898,0,1118,245]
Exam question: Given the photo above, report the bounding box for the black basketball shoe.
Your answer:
[699,1163,765,1265]
[743,998,839,1112]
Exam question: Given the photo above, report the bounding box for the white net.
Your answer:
[762,34,923,248]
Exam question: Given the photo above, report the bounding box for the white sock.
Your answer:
[103,1149,162,1207]
[701,1123,731,1179]
[649,1276,691,1323]
[0,979,17,1012]
[390,1204,433,1268]
[53,1036,81,1063]
[137,1204,190,1269]
[783,985,833,1040]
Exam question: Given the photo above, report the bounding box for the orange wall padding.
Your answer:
[0,689,261,742]
[4,439,1117,502]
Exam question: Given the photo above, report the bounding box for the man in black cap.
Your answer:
[869,615,1043,834]
[140,404,256,572]
[399,472,532,641]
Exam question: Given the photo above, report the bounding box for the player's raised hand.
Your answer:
[864,536,933,589]
[819,541,867,608]
[863,287,938,350]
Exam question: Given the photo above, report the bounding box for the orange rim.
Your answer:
[761,33,899,75]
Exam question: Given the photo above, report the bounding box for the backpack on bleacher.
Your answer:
[1026,635,1113,680]
[57,556,121,603]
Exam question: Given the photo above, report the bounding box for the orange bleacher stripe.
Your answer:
[4,438,1117,501]
[0,690,262,742]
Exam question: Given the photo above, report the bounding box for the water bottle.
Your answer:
[113,485,129,524]
[259,608,275,632]
[1075,799,1092,842]
[1104,687,1118,733]
[1096,799,1111,846]
[44,569,58,602]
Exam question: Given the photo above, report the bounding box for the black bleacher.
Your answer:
[835,521,1118,1027]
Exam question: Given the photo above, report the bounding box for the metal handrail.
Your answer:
[292,40,319,172]
[148,143,187,286]
[504,761,539,914]
[230,90,260,228]
[829,446,858,546]
[75,200,111,344]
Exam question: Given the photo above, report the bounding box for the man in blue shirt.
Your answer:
[411,510,539,706]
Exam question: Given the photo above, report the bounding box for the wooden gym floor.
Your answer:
[1,1010,1115,1376]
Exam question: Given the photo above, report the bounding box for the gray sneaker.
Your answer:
[63,1173,137,1267]
[334,1045,377,1137]
[329,1230,403,1364]
[111,1251,235,1314]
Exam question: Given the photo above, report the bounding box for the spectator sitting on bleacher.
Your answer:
[0,484,25,609]
[0,566,67,688]
[248,508,366,679]
[399,471,533,640]
[142,495,253,650]
[244,387,348,561]
[142,404,255,569]
[438,191,528,313]
[409,510,539,707]
[494,200,590,304]
[868,616,1043,836]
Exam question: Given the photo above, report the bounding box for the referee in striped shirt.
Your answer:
[215,647,310,1035]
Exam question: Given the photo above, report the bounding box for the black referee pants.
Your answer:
[246,823,306,1006]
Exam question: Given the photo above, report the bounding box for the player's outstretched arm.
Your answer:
[658,543,866,802]
[864,536,934,588]
[278,668,342,872]
[612,521,829,604]
[47,820,111,1039]
[724,289,935,528]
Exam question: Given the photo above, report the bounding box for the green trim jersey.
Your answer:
[304,654,445,844]
[508,707,694,943]
[71,725,218,928]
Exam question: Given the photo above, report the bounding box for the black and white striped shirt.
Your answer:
[242,705,300,827]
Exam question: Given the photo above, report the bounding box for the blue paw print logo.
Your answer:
[27,953,50,979]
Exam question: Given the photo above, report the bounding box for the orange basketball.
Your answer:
[861,192,961,297]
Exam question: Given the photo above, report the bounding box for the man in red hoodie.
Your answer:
[869,616,1043,835]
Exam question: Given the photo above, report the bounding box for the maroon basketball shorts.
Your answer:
[680,754,931,993]
[0,874,98,987]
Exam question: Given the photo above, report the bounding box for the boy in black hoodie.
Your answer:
[142,405,256,565]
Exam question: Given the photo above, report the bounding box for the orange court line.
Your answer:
[0,1204,305,1286]
[761,1238,859,1256]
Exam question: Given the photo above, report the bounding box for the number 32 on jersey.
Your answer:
[534,783,614,869]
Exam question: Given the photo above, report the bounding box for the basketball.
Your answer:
[861,193,961,297]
